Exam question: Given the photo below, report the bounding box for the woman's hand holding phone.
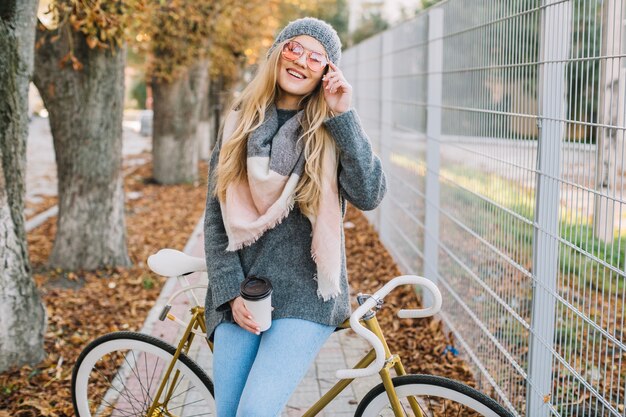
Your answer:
[322,61,352,115]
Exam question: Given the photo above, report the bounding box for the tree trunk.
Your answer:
[211,75,226,151]
[0,0,46,372]
[152,59,210,184]
[197,80,211,160]
[32,22,131,270]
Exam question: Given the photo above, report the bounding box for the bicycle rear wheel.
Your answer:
[72,331,215,417]
[355,374,513,417]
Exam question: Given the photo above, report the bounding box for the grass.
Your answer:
[436,163,625,295]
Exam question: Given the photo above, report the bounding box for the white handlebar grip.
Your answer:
[397,277,442,318]
[335,275,443,380]
[335,296,386,380]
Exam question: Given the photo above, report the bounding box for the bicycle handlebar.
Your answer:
[335,275,442,380]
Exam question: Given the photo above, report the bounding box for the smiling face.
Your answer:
[276,35,327,108]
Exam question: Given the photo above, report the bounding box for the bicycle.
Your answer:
[71,248,514,417]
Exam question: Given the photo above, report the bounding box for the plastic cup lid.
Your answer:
[240,275,273,301]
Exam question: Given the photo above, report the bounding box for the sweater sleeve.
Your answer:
[323,108,387,211]
[204,137,245,313]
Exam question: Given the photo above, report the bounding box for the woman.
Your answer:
[204,17,387,416]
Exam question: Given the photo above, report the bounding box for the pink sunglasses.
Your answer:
[281,40,328,72]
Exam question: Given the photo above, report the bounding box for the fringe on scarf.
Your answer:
[311,247,342,301]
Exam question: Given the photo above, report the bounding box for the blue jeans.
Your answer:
[213,318,336,417]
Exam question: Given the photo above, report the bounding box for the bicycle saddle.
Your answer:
[147,248,207,277]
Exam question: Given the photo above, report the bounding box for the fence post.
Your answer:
[379,31,393,243]
[526,1,571,415]
[423,8,444,292]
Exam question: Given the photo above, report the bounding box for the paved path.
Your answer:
[143,217,381,416]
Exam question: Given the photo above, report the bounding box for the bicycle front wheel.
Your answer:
[72,331,215,417]
[355,374,513,417]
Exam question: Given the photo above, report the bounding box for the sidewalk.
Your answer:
[144,216,381,416]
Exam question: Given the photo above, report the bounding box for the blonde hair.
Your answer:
[213,38,338,219]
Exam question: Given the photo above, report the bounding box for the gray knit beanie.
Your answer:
[266,17,342,66]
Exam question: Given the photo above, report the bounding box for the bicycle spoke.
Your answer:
[145,348,161,407]
[165,381,195,403]
[182,411,218,417]
[93,397,136,417]
[129,349,149,410]
[74,334,215,417]
[92,355,143,414]
[427,395,435,416]
[168,390,204,410]
[108,350,146,410]
[97,351,206,416]
[166,396,206,412]
[144,346,157,405]
[96,354,143,415]
[111,350,149,415]
[125,349,153,408]
[92,350,160,415]
[142,348,152,414]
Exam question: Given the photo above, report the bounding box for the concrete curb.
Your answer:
[25,206,58,232]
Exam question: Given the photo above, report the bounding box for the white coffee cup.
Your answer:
[240,275,273,332]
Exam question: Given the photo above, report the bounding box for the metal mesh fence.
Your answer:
[343,1,626,415]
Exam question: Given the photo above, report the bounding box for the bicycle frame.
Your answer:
[146,305,207,417]
[147,302,425,417]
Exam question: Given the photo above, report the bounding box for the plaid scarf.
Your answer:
[219,102,342,301]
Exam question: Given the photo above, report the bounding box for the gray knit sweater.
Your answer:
[203,107,387,342]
